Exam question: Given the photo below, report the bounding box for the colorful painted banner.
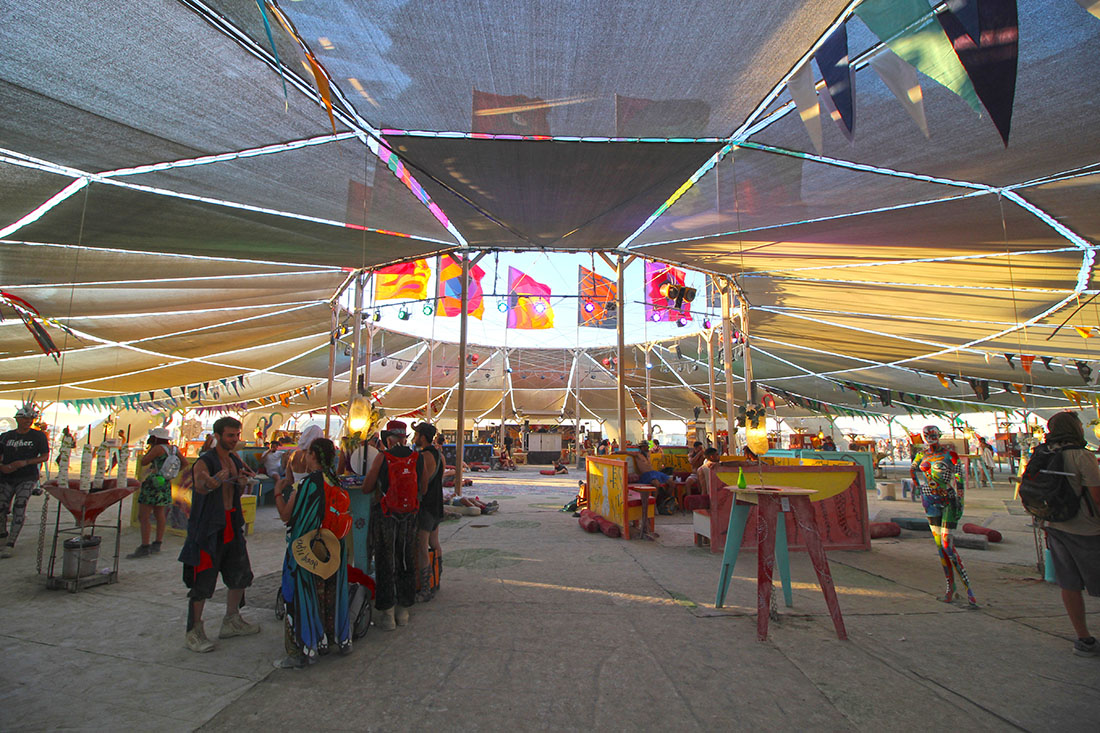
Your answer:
[506,266,553,329]
[437,254,485,319]
[585,456,627,535]
[644,261,692,323]
[578,265,617,328]
[375,259,430,301]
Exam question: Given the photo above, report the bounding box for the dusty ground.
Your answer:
[1,464,1097,731]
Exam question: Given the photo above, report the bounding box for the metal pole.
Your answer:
[644,345,652,441]
[738,285,757,405]
[574,349,582,468]
[455,253,469,496]
[707,328,718,447]
[427,340,434,421]
[616,255,627,446]
[720,281,736,454]
[500,348,508,443]
[364,325,374,402]
[324,305,337,437]
[349,272,364,407]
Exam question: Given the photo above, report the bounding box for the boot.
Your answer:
[378,606,396,631]
[415,567,434,603]
[395,605,410,627]
[127,544,151,559]
[150,541,163,553]
[186,621,215,653]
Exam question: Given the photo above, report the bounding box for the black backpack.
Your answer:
[1019,444,1095,522]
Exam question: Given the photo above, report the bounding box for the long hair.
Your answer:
[309,437,340,485]
[1046,411,1086,448]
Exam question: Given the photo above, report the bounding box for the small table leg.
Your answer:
[756,498,780,641]
[790,496,848,640]
[716,503,751,607]
[775,513,793,608]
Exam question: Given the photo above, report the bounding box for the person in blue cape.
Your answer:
[274,437,351,668]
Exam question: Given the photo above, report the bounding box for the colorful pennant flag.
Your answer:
[437,255,485,319]
[1075,326,1095,338]
[1020,354,1035,374]
[375,259,430,301]
[644,261,692,323]
[938,0,1019,145]
[935,372,951,390]
[856,0,983,116]
[507,267,554,329]
[787,61,824,154]
[869,49,930,138]
[1004,353,1015,369]
[578,266,617,329]
[815,24,855,140]
[1076,360,1093,384]
[1078,0,1100,20]
[1041,356,1054,370]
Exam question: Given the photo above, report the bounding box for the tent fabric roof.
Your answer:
[2,1,1099,423]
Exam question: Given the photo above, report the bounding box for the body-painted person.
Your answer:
[911,425,977,607]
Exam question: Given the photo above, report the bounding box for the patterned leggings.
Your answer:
[0,480,37,545]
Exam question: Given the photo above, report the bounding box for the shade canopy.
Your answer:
[2,1,1099,424]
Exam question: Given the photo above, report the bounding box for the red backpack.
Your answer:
[321,480,352,539]
[381,450,419,515]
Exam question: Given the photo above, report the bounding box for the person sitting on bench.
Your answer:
[630,442,672,500]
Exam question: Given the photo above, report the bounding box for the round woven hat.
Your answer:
[290,528,341,579]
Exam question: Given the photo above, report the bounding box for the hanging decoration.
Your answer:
[375,259,430,301]
[787,61,824,154]
[578,265,617,329]
[814,23,855,140]
[0,291,68,362]
[644,261,693,324]
[437,254,486,319]
[506,267,554,329]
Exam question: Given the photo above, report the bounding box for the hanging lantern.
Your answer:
[346,396,379,437]
[745,409,769,456]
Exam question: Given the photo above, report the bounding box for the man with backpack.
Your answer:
[361,420,426,630]
[1027,411,1100,657]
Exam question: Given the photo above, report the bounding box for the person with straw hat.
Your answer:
[273,437,351,668]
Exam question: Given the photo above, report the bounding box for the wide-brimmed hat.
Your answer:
[291,528,341,579]
[149,427,171,440]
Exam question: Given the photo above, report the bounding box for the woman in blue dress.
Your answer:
[274,437,350,668]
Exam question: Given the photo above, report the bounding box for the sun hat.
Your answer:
[290,528,341,579]
[149,427,171,440]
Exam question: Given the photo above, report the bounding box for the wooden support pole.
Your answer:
[616,254,627,446]
[349,272,363,407]
[455,253,469,496]
[324,305,337,438]
[720,281,737,454]
[708,328,718,448]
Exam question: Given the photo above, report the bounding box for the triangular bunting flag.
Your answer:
[938,0,1019,145]
[856,0,983,116]
[1020,354,1035,374]
[787,61,824,154]
[1075,326,1095,338]
[1076,360,1093,384]
[1041,356,1054,370]
[814,24,855,140]
[869,49,930,138]
[935,373,951,390]
[1004,353,1015,368]
[946,0,982,45]
[1076,0,1100,22]
[1063,389,1084,408]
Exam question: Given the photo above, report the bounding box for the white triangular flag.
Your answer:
[787,62,824,154]
[869,48,930,139]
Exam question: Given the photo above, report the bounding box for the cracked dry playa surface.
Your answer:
[3,465,1098,731]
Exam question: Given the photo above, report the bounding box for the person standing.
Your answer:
[128,427,188,558]
[0,403,49,559]
[911,425,977,607]
[179,416,260,653]
[1037,411,1100,657]
[273,437,351,668]
[413,423,443,602]
[361,421,425,630]
[261,439,285,480]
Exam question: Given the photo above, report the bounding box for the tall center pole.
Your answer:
[644,345,652,441]
[720,279,737,454]
[324,304,338,438]
[574,349,582,468]
[616,255,627,447]
[349,272,364,407]
[455,252,470,496]
[739,287,757,406]
[500,348,509,442]
[707,327,718,447]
